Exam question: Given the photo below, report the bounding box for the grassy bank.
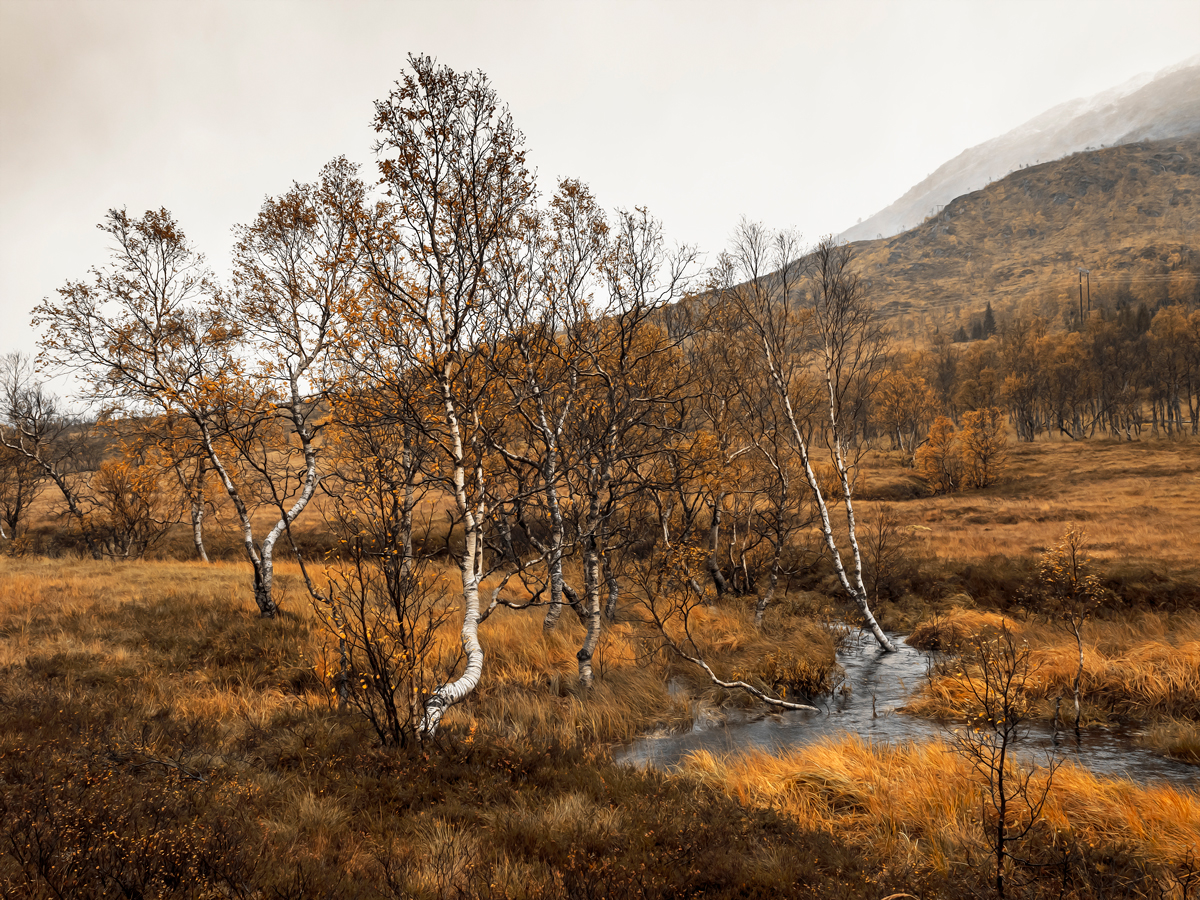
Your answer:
[906,609,1200,762]
[685,737,1200,894]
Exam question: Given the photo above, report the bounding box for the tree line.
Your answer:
[873,298,1199,455]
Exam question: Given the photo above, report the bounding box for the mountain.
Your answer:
[846,137,1200,339]
[840,56,1200,244]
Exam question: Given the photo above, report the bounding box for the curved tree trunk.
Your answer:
[420,516,485,735]
[200,423,277,618]
[419,375,486,736]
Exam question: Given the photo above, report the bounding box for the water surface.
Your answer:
[617,631,1199,788]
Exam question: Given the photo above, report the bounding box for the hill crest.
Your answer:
[840,56,1200,244]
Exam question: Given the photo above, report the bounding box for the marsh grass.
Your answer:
[0,555,885,899]
[4,432,1200,898]
[907,609,1200,762]
[867,439,1200,585]
[685,736,1200,893]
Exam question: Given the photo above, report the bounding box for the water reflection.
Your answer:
[616,631,1199,789]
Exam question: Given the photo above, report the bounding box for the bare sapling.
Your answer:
[563,207,697,688]
[1026,524,1106,735]
[949,624,1058,899]
[313,535,450,748]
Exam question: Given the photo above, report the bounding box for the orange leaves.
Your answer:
[958,407,1009,489]
[1033,524,1106,617]
[916,416,962,494]
[916,407,1009,494]
[875,370,938,454]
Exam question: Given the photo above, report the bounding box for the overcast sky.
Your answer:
[3,0,1199,368]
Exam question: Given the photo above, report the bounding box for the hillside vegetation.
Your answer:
[851,138,1200,341]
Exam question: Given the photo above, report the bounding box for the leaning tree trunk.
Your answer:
[200,422,277,616]
[540,442,569,632]
[775,373,896,652]
[179,459,209,563]
[578,462,612,686]
[603,546,620,621]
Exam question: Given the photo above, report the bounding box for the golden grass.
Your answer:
[0,554,898,898]
[1142,719,1200,764]
[865,438,1200,574]
[684,735,1200,876]
[906,609,1200,728]
[4,553,1200,896]
[449,604,691,745]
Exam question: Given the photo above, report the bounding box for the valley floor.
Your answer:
[1,437,1198,898]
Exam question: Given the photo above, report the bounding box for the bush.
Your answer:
[916,407,1009,493]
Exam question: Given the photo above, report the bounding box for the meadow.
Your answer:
[1,436,1198,899]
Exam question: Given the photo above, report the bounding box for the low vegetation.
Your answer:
[686,738,1200,896]
[907,609,1200,761]
[3,430,1199,898]
[2,550,1198,899]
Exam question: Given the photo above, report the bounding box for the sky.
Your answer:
[2,0,1199,371]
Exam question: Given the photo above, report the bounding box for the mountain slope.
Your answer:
[840,56,1200,244]
[848,137,1200,337]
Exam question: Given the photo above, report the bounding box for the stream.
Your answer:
[616,631,1199,789]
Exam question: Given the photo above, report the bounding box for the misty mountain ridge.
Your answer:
[844,136,1200,340]
[840,54,1200,243]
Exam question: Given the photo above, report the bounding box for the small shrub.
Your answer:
[959,406,1009,489]
[916,416,961,493]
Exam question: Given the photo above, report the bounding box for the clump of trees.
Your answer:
[894,300,1200,445]
[915,407,1010,494]
[6,64,894,735]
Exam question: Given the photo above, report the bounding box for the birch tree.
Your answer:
[32,165,359,615]
[360,54,535,734]
[127,412,212,563]
[225,156,367,612]
[0,355,102,558]
[0,354,47,542]
[718,223,896,651]
[564,208,697,687]
[482,179,607,632]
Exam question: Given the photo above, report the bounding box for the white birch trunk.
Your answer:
[199,421,277,618]
[767,351,895,652]
[577,532,603,689]
[419,371,486,736]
